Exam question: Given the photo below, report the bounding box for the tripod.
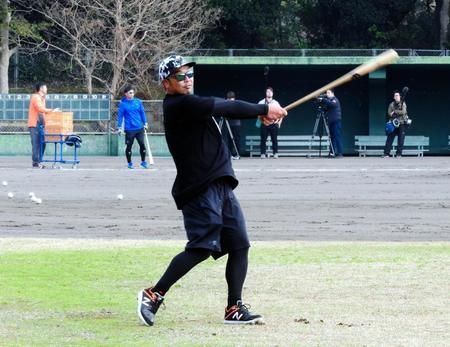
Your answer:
[218,117,240,158]
[309,107,335,157]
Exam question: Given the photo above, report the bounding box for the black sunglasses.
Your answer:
[173,71,194,81]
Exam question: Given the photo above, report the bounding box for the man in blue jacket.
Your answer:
[117,85,149,169]
[321,89,343,158]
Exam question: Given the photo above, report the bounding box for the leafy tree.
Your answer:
[203,0,307,48]
[434,0,450,48]
[203,0,448,49]
[1,1,52,93]
[0,0,12,92]
[298,0,421,48]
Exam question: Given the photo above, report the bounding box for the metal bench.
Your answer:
[355,135,429,157]
[245,135,330,157]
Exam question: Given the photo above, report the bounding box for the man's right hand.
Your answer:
[117,127,124,135]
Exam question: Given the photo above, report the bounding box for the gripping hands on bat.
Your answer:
[259,103,288,126]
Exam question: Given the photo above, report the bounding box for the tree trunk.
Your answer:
[86,70,92,94]
[440,0,450,48]
[0,5,10,93]
[110,63,121,97]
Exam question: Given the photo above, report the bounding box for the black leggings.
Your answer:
[260,123,279,155]
[153,247,249,307]
[125,130,146,163]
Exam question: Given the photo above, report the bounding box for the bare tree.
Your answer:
[20,0,219,95]
[25,2,109,94]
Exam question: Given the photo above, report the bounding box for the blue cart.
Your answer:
[39,125,80,168]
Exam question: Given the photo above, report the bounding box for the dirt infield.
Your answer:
[0,156,449,241]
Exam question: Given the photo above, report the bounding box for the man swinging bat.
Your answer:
[137,49,397,327]
[137,55,287,327]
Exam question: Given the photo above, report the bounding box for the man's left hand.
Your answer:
[260,103,287,125]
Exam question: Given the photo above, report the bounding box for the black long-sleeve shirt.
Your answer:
[163,94,268,209]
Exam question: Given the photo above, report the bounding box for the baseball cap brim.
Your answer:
[174,61,196,72]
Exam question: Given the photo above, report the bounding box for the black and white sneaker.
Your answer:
[137,288,164,326]
[224,301,264,325]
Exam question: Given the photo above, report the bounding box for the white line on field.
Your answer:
[7,167,449,173]
[235,168,450,173]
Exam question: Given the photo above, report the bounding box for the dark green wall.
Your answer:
[195,64,450,155]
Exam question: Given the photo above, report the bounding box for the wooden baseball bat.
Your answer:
[284,49,399,111]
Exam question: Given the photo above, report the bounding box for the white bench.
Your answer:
[245,135,331,157]
[355,135,429,157]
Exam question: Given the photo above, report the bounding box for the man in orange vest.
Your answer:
[28,82,57,168]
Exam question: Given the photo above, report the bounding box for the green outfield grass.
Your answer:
[1,241,449,346]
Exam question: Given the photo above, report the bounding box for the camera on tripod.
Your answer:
[315,94,328,110]
[310,93,334,157]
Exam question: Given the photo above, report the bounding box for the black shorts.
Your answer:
[181,179,250,259]
[125,129,145,146]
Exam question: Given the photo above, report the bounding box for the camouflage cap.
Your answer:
[158,55,195,81]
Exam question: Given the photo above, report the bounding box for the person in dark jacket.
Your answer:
[117,85,149,169]
[383,91,408,158]
[136,55,287,327]
[321,89,343,158]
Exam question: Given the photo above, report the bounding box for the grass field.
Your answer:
[1,240,449,346]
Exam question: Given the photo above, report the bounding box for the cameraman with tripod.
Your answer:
[318,89,343,158]
[383,91,408,158]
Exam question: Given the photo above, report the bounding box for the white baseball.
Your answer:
[117,194,124,200]
[2,181,7,186]
[31,196,38,202]
[29,192,35,198]
[7,192,14,198]
[35,198,42,204]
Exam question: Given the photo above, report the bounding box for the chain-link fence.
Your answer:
[191,48,450,57]
[8,49,86,92]
[0,100,163,134]
[110,100,164,133]
[9,48,448,91]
